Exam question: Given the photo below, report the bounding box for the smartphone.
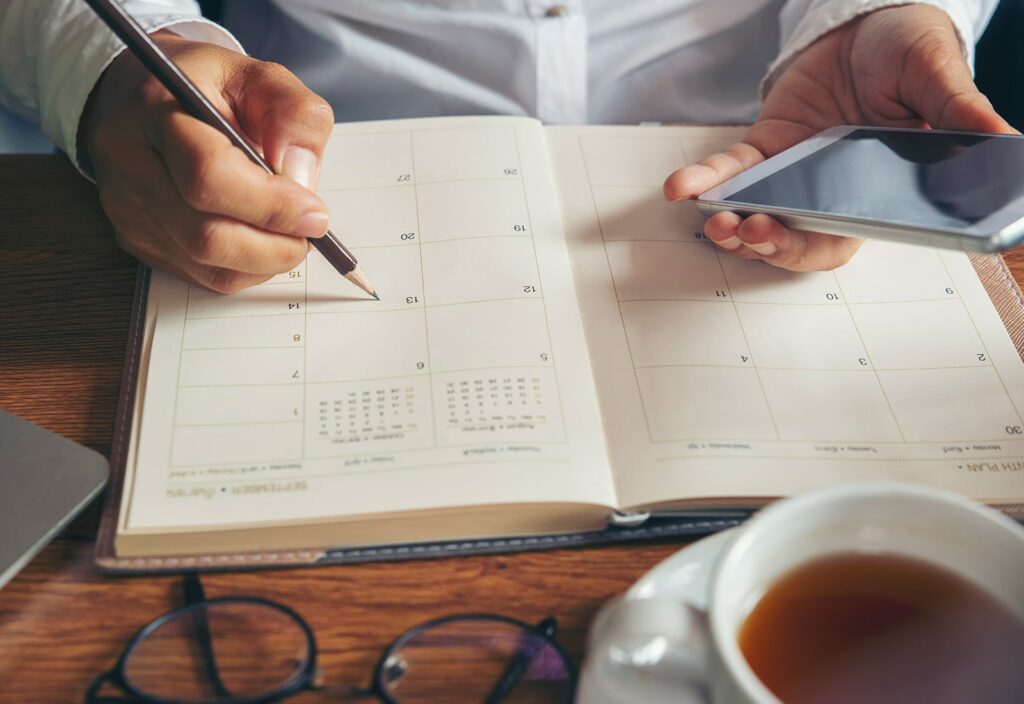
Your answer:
[696,126,1024,252]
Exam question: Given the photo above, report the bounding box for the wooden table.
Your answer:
[0,155,690,703]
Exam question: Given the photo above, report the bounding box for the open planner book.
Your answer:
[98,116,1024,570]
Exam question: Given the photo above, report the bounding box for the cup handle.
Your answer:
[579,596,711,704]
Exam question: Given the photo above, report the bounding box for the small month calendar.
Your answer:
[101,116,1024,566]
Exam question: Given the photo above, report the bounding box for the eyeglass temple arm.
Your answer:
[483,618,559,704]
[183,573,232,699]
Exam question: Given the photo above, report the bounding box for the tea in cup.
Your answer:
[580,482,1024,704]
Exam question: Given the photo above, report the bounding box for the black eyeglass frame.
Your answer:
[363,612,574,704]
[86,595,318,704]
[86,576,576,704]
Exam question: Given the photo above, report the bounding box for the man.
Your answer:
[0,0,1012,292]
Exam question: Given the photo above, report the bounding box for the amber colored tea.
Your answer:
[738,552,1024,704]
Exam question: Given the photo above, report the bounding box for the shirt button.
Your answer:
[545,5,568,17]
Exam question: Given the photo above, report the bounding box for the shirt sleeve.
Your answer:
[0,0,243,174]
[764,0,1000,96]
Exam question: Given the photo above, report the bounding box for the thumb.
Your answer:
[227,60,335,189]
[905,45,1014,134]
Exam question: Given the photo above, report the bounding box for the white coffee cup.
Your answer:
[579,482,1024,704]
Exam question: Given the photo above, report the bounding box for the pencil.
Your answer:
[83,0,379,300]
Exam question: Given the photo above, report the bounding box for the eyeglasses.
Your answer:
[86,574,576,703]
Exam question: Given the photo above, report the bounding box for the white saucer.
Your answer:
[625,529,738,609]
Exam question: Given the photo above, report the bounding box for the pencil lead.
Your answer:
[372,290,380,301]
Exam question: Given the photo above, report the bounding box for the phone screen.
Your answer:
[722,129,1024,232]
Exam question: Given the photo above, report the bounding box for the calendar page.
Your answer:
[548,125,1024,511]
[119,117,616,534]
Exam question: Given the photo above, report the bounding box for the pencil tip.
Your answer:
[343,267,377,299]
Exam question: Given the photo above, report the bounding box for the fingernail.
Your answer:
[744,241,777,256]
[715,235,743,250]
[281,146,319,190]
[295,211,329,237]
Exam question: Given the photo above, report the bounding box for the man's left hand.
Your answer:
[664,3,1015,272]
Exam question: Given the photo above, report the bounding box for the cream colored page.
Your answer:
[121,116,614,533]
[548,125,1024,510]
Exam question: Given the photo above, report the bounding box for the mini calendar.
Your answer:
[114,117,1024,556]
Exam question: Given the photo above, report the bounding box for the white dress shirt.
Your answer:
[0,0,998,174]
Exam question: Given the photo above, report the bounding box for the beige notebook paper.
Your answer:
[98,116,1024,570]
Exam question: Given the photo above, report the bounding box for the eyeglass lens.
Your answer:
[378,618,572,703]
[121,601,310,704]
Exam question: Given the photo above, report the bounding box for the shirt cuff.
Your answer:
[52,16,243,178]
[760,0,979,99]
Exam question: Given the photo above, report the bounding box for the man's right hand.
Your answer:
[80,30,334,293]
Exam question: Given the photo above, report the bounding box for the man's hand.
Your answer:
[80,31,334,293]
[664,4,1014,272]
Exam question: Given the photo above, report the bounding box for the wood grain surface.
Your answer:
[3,155,1024,703]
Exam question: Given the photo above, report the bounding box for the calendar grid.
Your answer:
[159,124,1024,472]
[828,266,907,441]
[628,363,1004,373]
[166,124,571,469]
[301,249,309,458]
[316,176,525,190]
[574,131,1024,446]
[408,129,439,449]
[174,366,557,388]
[354,234,531,247]
[175,311,310,319]
[174,419,303,429]
[711,243,782,440]
[599,238,710,245]
[937,252,1024,427]
[512,128,569,443]
[576,134,658,442]
[178,345,300,351]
